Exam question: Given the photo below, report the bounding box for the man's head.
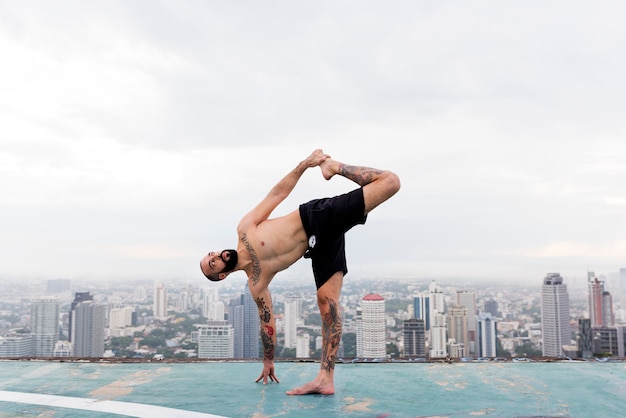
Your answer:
[200,249,238,281]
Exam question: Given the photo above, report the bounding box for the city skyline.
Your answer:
[2,2,626,284]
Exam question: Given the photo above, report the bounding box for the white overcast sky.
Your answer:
[1,1,625,285]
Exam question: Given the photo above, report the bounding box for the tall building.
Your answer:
[577,318,593,359]
[602,292,614,326]
[484,299,499,318]
[588,274,614,326]
[284,296,302,349]
[477,312,496,358]
[31,296,60,357]
[403,318,426,357]
[447,305,469,355]
[413,294,430,330]
[430,313,448,358]
[456,291,477,355]
[154,283,168,318]
[72,300,105,357]
[228,287,260,359]
[68,292,93,342]
[197,321,234,359]
[296,333,310,358]
[429,281,445,317]
[541,273,571,357]
[109,306,135,329]
[359,293,386,358]
[428,281,447,358]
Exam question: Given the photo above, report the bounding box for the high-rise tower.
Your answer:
[359,293,386,358]
[284,296,302,349]
[72,300,105,357]
[154,282,168,319]
[456,290,477,355]
[31,296,59,357]
[477,312,496,357]
[588,273,614,326]
[541,273,571,357]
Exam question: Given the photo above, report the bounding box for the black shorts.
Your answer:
[299,188,367,289]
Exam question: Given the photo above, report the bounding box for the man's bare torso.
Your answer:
[237,209,308,290]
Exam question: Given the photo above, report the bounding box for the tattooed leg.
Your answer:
[287,272,343,396]
[319,158,400,215]
[320,296,342,373]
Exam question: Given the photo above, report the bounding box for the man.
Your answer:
[200,149,400,395]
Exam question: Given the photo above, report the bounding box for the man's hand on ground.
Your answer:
[255,359,280,384]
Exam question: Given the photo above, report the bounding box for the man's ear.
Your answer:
[218,271,229,281]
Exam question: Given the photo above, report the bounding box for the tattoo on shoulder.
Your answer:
[241,233,261,285]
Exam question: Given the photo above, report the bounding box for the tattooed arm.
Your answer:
[253,287,279,384]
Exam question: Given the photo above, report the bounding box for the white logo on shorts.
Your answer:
[309,235,316,249]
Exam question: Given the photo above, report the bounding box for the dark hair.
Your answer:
[205,273,221,282]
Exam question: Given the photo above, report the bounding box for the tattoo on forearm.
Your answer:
[255,297,271,323]
[261,330,275,360]
[320,297,342,372]
[340,165,382,187]
[241,233,261,285]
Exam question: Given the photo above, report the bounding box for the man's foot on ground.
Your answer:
[286,381,335,396]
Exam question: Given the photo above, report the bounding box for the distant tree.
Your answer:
[304,314,321,326]
[496,338,511,357]
[282,347,296,358]
[386,342,399,357]
[514,342,541,357]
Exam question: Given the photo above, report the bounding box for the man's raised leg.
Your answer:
[320,158,400,215]
[286,272,343,396]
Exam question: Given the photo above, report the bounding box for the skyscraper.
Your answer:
[413,294,430,330]
[228,286,260,359]
[359,293,386,358]
[284,296,302,349]
[154,283,168,319]
[541,273,571,357]
[72,300,105,357]
[296,333,310,358]
[197,321,234,359]
[403,318,426,357]
[430,312,448,358]
[456,290,477,355]
[477,312,496,358]
[577,318,593,359]
[429,281,447,358]
[68,292,93,343]
[31,296,59,357]
[447,305,469,355]
[588,274,614,326]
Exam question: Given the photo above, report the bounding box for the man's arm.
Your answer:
[253,286,279,384]
[238,149,329,229]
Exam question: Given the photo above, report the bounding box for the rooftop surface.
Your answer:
[1,359,625,417]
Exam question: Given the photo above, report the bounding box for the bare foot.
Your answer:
[320,158,340,181]
[286,380,335,396]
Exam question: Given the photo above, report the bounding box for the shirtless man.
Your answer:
[199,149,400,395]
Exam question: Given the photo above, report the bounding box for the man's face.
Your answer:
[201,250,238,281]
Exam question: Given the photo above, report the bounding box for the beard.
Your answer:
[220,249,238,272]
